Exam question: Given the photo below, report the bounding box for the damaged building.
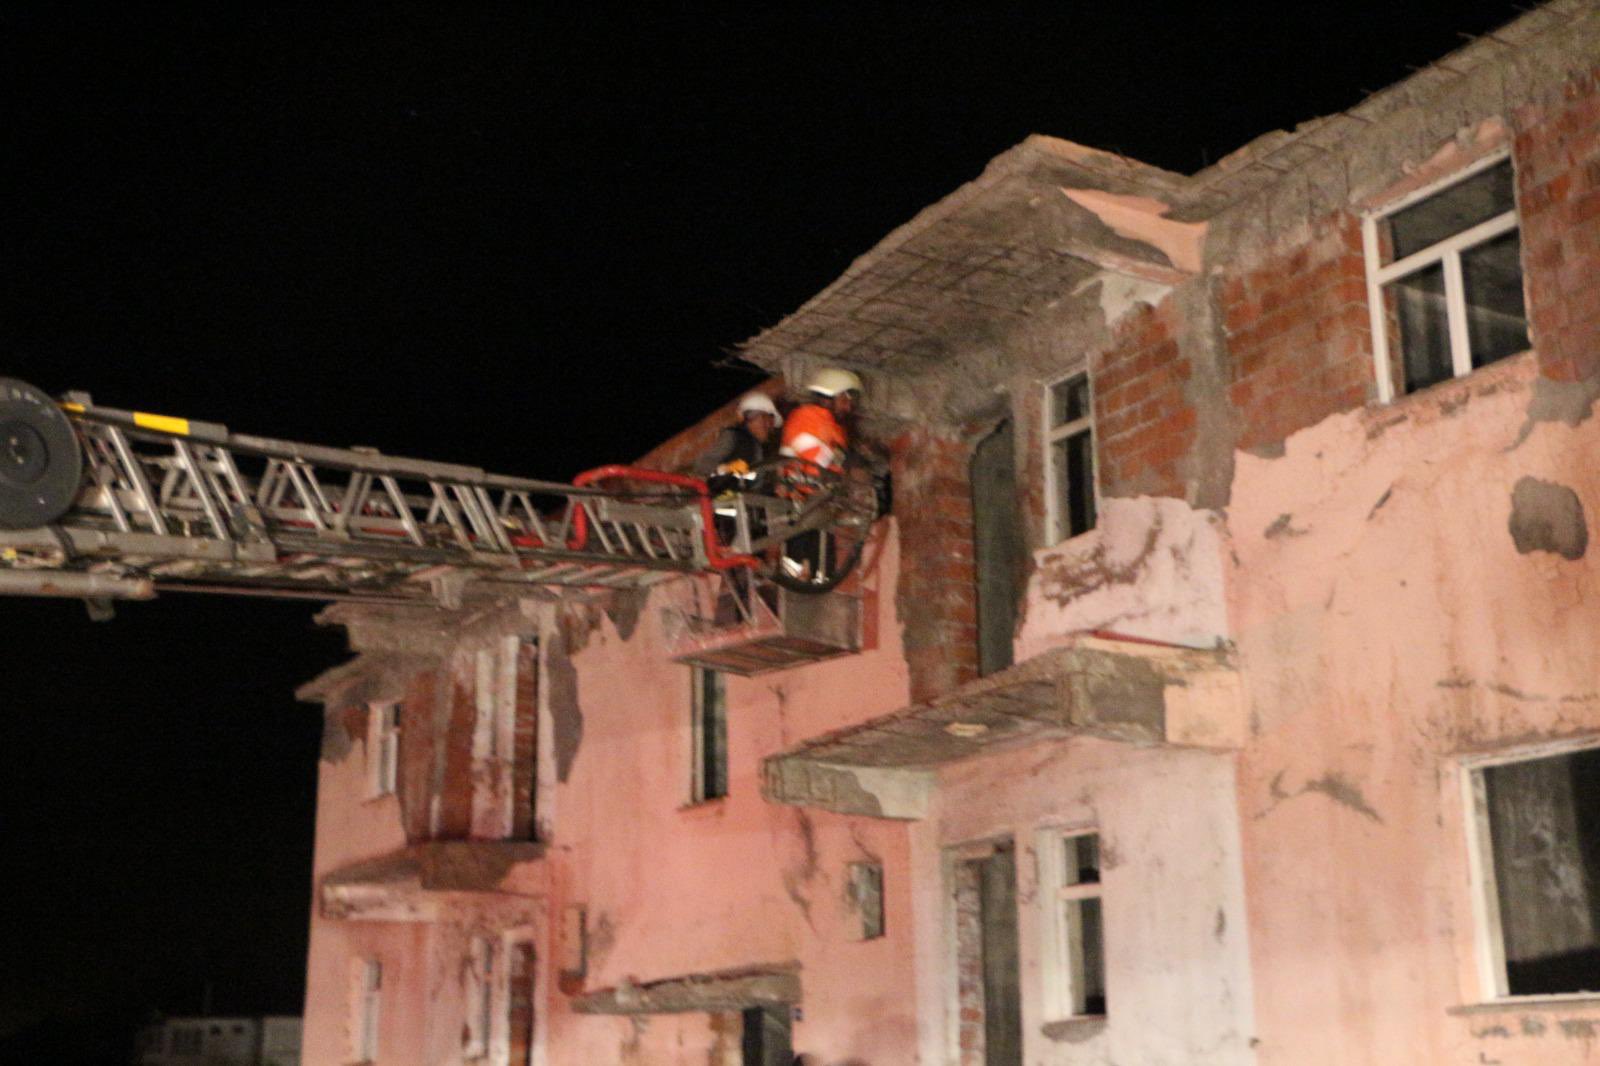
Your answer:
[296,4,1600,1063]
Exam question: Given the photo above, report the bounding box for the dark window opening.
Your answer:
[740,1005,792,1066]
[971,418,1024,677]
[1481,747,1600,996]
[693,667,728,802]
[848,861,886,940]
[1047,374,1095,541]
[955,840,1022,1066]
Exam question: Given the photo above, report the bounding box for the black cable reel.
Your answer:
[0,378,83,530]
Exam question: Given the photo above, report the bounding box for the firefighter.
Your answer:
[692,391,782,485]
[779,368,862,472]
[778,368,864,582]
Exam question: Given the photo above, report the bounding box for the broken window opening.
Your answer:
[1045,372,1096,545]
[1038,829,1107,1020]
[953,839,1023,1066]
[472,636,537,841]
[740,1005,793,1066]
[366,702,400,799]
[691,666,728,803]
[847,861,886,941]
[464,936,495,1059]
[972,417,1025,677]
[1365,155,1528,398]
[1470,744,1600,998]
[507,940,536,1066]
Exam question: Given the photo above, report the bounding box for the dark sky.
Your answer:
[0,2,1528,1059]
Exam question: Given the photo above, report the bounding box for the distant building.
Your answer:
[295,3,1600,1063]
[136,1016,301,1066]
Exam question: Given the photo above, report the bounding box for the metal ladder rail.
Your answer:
[15,404,712,591]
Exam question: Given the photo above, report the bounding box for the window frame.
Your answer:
[1036,825,1107,1022]
[366,701,400,799]
[1362,150,1524,403]
[1043,368,1097,546]
[1461,737,1600,1004]
[846,861,886,941]
[689,666,728,804]
[463,935,496,1060]
[352,957,382,1064]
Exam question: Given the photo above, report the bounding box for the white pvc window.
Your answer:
[1464,741,1600,1001]
[366,702,400,798]
[464,936,495,1059]
[1045,371,1096,544]
[1037,828,1107,1020]
[1363,154,1529,401]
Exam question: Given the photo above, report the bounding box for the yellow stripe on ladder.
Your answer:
[133,412,191,436]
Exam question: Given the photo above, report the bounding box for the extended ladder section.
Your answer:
[0,388,748,606]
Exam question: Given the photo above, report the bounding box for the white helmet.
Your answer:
[737,391,782,427]
[804,368,864,398]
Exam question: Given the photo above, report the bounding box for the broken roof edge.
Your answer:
[736,134,1189,374]
[1184,1,1597,203]
[734,2,1594,376]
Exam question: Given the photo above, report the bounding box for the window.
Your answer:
[1363,155,1529,399]
[1467,744,1600,999]
[366,702,400,798]
[171,1027,203,1055]
[351,958,382,1062]
[464,936,495,1059]
[470,638,520,838]
[846,861,885,941]
[1038,829,1106,1019]
[951,839,1022,1066]
[691,667,728,802]
[1045,372,1096,543]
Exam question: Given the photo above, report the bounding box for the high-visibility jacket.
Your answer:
[780,403,848,471]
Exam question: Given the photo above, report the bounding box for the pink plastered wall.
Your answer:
[1226,352,1600,1064]
[540,522,920,1063]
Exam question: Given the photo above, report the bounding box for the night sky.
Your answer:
[1,3,1529,1061]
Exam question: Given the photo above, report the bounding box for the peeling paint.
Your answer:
[1257,770,1383,824]
[1514,373,1600,446]
[548,627,584,783]
[1263,514,1307,539]
[1059,187,1206,274]
[604,587,647,642]
[781,809,822,931]
[321,704,361,764]
[1508,477,1587,561]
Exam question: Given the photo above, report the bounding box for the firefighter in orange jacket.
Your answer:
[780,368,861,473]
[778,368,863,582]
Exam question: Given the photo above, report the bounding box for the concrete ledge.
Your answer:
[320,841,545,922]
[572,963,801,1015]
[763,633,1243,817]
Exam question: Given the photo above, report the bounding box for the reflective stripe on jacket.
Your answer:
[779,403,847,471]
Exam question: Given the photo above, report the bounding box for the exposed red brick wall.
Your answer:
[511,639,539,841]
[397,670,439,843]
[1514,67,1600,383]
[1220,218,1372,453]
[953,858,985,1065]
[1092,298,1193,497]
[507,941,536,1065]
[437,657,477,840]
[891,428,978,703]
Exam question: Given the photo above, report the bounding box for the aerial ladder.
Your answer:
[0,378,880,621]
